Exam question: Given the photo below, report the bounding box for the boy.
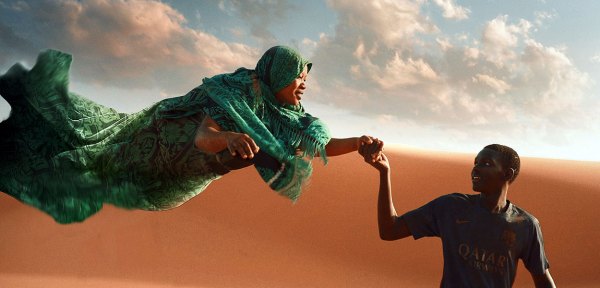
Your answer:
[360,143,556,287]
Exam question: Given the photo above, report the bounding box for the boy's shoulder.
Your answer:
[435,192,480,206]
[508,202,542,226]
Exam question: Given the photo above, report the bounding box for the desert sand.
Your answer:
[1,146,599,287]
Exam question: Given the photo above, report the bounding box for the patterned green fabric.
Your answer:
[0,46,330,224]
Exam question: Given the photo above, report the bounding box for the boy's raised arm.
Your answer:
[359,143,411,241]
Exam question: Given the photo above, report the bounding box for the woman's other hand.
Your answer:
[195,115,259,159]
[225,132,260,159]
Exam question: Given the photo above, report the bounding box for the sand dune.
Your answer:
[1,146,599,287]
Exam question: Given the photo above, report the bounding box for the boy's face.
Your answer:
[471,148,508,193]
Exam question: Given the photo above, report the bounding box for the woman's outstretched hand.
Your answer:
[225,132,260,159]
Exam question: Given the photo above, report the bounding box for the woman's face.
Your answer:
[275,66,308,106]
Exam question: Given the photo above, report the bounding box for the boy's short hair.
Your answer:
[484,144,520,184]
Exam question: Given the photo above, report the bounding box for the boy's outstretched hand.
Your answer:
[358,139,389,171]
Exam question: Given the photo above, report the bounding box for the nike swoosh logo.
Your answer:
[456,219,470,224]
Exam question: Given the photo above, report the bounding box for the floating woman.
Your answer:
[0,46,382,224]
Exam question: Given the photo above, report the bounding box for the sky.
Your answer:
[1,0,599,161]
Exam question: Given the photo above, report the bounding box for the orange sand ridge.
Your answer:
[1,146,599,287]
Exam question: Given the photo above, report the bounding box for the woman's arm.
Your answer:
[325,136,382,159]
[194,115,259,159]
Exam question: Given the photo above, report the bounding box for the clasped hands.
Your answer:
[358,136,389,171]
[358,135,384,163]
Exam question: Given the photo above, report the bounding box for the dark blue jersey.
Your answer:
[403,193,549,287]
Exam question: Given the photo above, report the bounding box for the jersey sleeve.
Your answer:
[521,218,550,275]
[402,196,446,239]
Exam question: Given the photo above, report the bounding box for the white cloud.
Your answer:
[591,54,600,63]
[518,39,591,124]
[534,10,556,27]
[481,15,531,68]
[307,2,594,147]
[436,37,453,51]
[299,37,319,58]
[310,0,440,114]
[0,0,258,94]
[433,0,470,20]
[372,53,439,89]
[472,74,511,94]
[327,0,437,47]
[464,46,480,59]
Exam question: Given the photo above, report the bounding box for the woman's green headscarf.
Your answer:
[200,46,331,201]
[255,45,312,94]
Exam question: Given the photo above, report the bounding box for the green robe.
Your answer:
[0,47,330,223]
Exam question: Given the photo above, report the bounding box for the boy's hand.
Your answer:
[359,140,389,171]
[371,153,390,171]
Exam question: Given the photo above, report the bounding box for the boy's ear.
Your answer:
[505,168,515,182]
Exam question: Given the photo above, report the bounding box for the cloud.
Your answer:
[0,0,258,94]
[309,0,439,113]
[481,15,531,68]
[534,10,556,27]
[1,0,596,158]
[472,74,511,94]
[370,53,440,89]
[436,37,453,52]
[327,0,437,47]
[219,0,295,48]
[308,1,593,145]
[433,0,470,20]
[517,39,591,124]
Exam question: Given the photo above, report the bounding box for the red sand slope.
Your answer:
[1,147,599,287]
